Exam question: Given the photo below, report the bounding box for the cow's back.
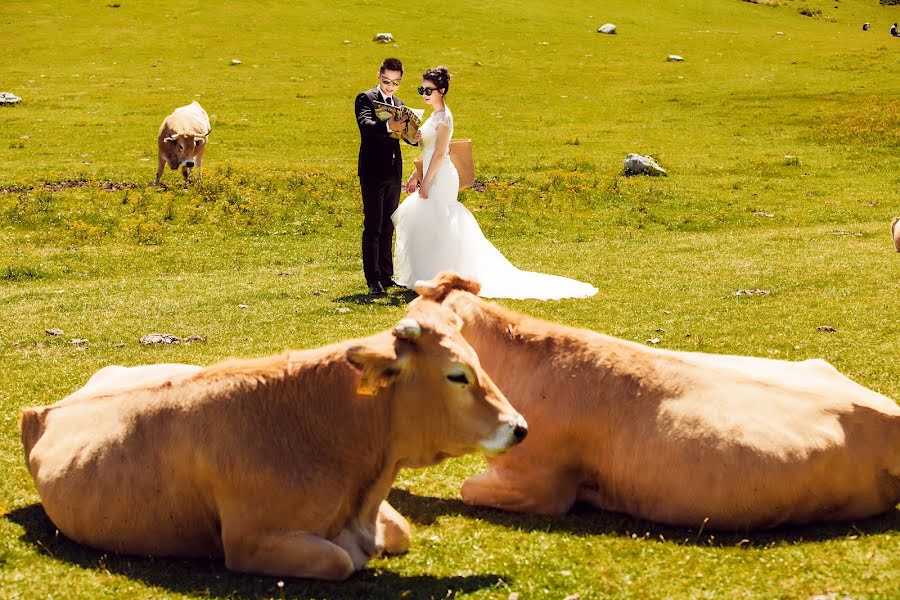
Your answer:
[578,349,900,528]
[23,381,224,557]
[160,101,210,136]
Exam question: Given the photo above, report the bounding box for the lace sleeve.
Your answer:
[434,110,453,131]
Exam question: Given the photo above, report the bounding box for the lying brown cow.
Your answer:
[156,100,210,185]
[415,272,900,530]
[20,300,527,580]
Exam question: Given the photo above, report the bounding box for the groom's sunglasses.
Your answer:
[417,86,438,96]
[380,77,402,87]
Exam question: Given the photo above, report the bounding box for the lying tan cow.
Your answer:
[20,300,527,580]
[156,100,210,185]
[415,272,900,530]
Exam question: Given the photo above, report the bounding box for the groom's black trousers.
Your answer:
[360,174,401,286]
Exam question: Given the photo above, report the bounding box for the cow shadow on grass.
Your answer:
[5,503,506,600]
[387,488,900,549]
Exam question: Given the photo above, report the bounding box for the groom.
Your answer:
[355,57,413,298]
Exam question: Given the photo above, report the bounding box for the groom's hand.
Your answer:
[388,117,407,132]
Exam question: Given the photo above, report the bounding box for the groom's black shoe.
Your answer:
[380,279,402,289]
[368,281,387,298]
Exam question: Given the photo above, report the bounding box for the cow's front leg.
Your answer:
[461,467,577,515]
[376,500,410,555]
[155,154,166,185]
[224,530,355,581]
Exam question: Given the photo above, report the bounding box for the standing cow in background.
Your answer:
[415,271,900,530]
[156,101,210,185]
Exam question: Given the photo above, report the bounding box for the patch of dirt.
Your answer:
[0,180,135,193]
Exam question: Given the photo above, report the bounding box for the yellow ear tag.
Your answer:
[356,368,381,396]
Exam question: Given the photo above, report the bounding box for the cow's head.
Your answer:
[345,300,526,467]
[163,132,206,170]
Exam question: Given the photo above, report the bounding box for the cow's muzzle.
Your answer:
[480,415,528,456]
[183,160,195,168]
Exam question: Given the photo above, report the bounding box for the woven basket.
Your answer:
[414,139,475,189]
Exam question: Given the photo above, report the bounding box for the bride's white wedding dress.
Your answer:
[391,107,598,300]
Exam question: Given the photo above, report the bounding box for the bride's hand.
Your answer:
[412,130,422,144]
[405,173,419,194]
[419,180,430,199]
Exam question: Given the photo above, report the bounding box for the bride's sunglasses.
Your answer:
[417,85,439,96]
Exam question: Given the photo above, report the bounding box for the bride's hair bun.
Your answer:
[423,66,451,95]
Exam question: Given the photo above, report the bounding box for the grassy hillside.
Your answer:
[1,0,899,598]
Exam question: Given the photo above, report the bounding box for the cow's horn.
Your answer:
[393,318,421,339]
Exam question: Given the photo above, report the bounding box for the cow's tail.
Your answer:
[19,407,46,469]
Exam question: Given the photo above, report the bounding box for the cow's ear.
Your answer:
[414,271,481,301]
[164,135,177,144]
[346,345,404,396]
[447,312,464,332]
[194,137,205,146]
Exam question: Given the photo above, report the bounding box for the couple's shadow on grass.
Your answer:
[4,503,504,600]
[386,488,900,548]
[333,288,417,306]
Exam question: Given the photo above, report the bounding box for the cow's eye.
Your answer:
[446,371,469,385]
[178,145,183,151]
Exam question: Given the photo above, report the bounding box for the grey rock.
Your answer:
[598,23,616,34]
[46,328,65,336]
[0,92,22,105]
[623,153,667,177]
[734,289,769,296]
[140,333,182,345]
[667,55,684,62]
[70,338,89,346]
[373,32,394,43]
[230,59,242,65]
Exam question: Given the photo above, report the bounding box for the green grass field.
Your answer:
[2,0,899,598]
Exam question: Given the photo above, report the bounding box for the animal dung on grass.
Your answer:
[817,325,837,333]
[139,333,207,345]
[0,92,22,105]
[734,289,769,296]
[597,23,617,34]
[45,328,64,337]
[140,333,182,345]
[373,32,394,43]
[623,153,667,177]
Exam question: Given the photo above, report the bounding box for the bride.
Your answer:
[392,67,597,300]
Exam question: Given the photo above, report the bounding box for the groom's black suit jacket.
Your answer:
[355,88,410,179]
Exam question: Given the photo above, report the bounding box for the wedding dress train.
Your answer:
[391,107,597,300]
